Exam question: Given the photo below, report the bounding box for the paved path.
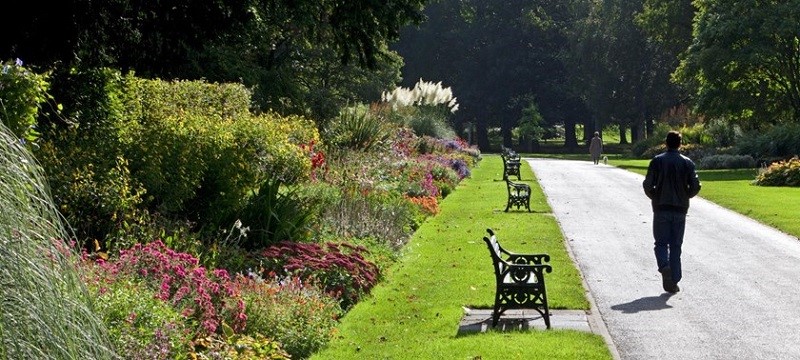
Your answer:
[527,158,800,360]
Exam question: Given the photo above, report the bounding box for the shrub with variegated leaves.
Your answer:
[755,156,800,186]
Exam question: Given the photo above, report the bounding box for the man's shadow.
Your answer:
[610,293,674,314]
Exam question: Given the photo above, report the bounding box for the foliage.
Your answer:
[240,277,341,359]
[404,195,440,216]
[257,241,381,310]
[675,0,800,126]
[192,324,290,360]
[697,154,756,170]
[735,123,800,163]
[0,122,117,359]
[323,105,391,151]
[315,182,421,250]
[0,58,53,141]
[91,241,247,337]
[755,157,800,187]
[631,123,714,159]
[87,275,192,359]
[704,118,740,148]
[393,0,586,149]
[405,109,457,139]
[236,179,317,250]
[382,79,458,139]
[37,137,149,253]
[636,0,695,57]
[35,70,319,251]
[1,0,426,78]
[223,44,404,124]
[128,78,317,226]
[516,101,546,142]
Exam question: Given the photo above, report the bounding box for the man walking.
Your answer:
[642,131,701,293]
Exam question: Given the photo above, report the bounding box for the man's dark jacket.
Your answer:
[642,148,702,213]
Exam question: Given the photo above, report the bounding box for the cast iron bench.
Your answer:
[482,228,551,329]
[501,147,522,181]
[505,179,531,212]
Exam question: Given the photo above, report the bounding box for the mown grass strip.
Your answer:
[312,154,612,360]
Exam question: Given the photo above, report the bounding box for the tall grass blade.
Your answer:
[0,122,118,359]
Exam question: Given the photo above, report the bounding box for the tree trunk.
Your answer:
[618,125,628,144]
[476,118,489,151]
[584,119,595,145]
[564,118,578,148]
[502,121,513,151]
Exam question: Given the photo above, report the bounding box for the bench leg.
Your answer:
[542,307,551,329]
[492,303,502,327]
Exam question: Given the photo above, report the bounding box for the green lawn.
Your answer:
[311,155,612,360]
[608,158,800,239]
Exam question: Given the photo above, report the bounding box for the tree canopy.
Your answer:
[393,0,585,149]
[1,0,425,121]
[5,0,800,148]
[675,0,800,128]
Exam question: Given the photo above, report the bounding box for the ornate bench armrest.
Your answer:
[507,253,551,265]
[501,263,553,284]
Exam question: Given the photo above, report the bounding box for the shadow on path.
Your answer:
[610,294,675,314]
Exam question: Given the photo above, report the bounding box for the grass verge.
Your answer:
[311,155,612,360]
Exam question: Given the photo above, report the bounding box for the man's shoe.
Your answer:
[668,283,680,293]
[659,267,677,293]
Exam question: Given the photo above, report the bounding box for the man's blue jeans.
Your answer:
[653,210,686,283]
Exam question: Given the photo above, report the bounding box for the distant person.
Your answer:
[589,131,603,165]
[642,131,701,293]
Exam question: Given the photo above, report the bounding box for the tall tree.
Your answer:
[1,0,425,121]
[569,0,680,143]
[394,0,581,150]
[675,0,800,128]
[1,0,425,76]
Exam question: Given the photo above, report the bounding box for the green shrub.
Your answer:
[193,330,290,360]
[38,70,319,250]
[324,105,391,151]
[129,108,316,229]
[677,123,713,147]
[406,110,456,139]
[736,123,800,162]
[133,76,252,122]
[88,276,192,359]
[754,156,800,186]
[697,154,756,169]
[704,118,740,147]
[37,134,149,252]
[240,277,341,360]
[639,143,710,161]
[236,179,317,250]
[0,59,51,141]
